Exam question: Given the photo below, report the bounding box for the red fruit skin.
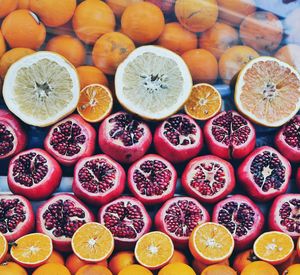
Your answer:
[297,168,300,191]
[237,146,292,202]
[154,196,210,248]
[98,112,152,164]
[274,115,300,163]
[146,0,175,14]
[8,148,62,200]
[72,154,126,206]
[181,155,236,204]
[0,109,27,160]
[269,194,300,239]
[0,194,34,242]
[204,110,256,160]
[154,114,204,163]
[127,154,177,205]
[36,193,95,252]
[44,114,96,166]
[98,196,152,250]
[212,194,265,250]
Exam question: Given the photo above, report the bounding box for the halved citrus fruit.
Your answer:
[3,51,80,127]
[235,56,300,127]
[11,233,53,268]
[77,84,113,123]
[184,83,222,120]
[115,45,192,120]
[0,233,8,264]
[71,222,114,263]
[134,231,174,270]
[189,222,234,265]
[253,231,294,265]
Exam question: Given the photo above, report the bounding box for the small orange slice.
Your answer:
[0,232,8,264]
[184,83,222,120]
[71,222,114,263]
[253,231,294,265]
[189,222,234,265]
[77,84,113,123]
[135,231,174,270]
[11,233,53,268]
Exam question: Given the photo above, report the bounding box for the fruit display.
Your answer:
[0,1,299,274]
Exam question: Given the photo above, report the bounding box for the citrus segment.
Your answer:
[3,51,80,127]
[189,222,234,264]
[0,233,8,263]
[253,231,294,265]
[235,57,300,127]
[11,233,53,268]
[184,83,222,120]
[77,84,113,123]
[135,231,174,270]
[71,222,114,263]
[115,46,192,120]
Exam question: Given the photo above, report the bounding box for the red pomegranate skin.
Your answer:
[72,154,126,206]
[0,194,34,242]
[8,148,62,200]
[36,193,95,252]
[0,109,27,160]
[154,196,210,248]
[146,0,175,14]
[44,114,96,166]
[237,146,292,202]
[154,114,204,163]
[275,115,300,163]
[297,168,300,191]
[181,155,236,204]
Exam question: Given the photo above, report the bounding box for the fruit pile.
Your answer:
[0,0,299,275]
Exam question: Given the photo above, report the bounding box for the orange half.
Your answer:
[11,233,53,268]
[77,84,113,123]
[189,222,234,265]
[184,83,222,120]
[135,231,174,270]
[0,232,8,264]
[253,231,294,265]
[71,222,114,263]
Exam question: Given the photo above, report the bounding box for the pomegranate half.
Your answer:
[127,154,177,205]
[72,154,126,206]
[8,148,62,200]
[181,155,236,204]
[154,114,203,163]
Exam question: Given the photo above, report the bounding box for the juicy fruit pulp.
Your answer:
[154,196,210,248]
[181,155,235,204]
[204,110,256,159]
[98,196,152,249]
[98,112,152,164]
[154,114,203,163]
[128,154,177,205]
[238,146,292,202]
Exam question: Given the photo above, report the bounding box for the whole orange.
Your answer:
[0,262,27,275]
[92,32,135,75]
[30,0,76,27]
[46,35,86,67]
[33,263,71,275]
[72,0,116,44]
[119,265,152,275]
[121,2,165,44]
[158,263,196,275]
[182,49,218,84]
[76,66,108,89]
[217,0,256,26]
[193,259,229,274]
[274,44,300,72]
[17,0,30,9]
[241,261,278,275]
[175,0,218,33]
[0,48,35,79]
[45,250,65,265]
[66,253,107,275]
[108,251,136,275]
[199,22,239,59]
[240,11,283,54]
[232,249,259,274]
[75,265,112,275]
[276,250,300,274]
[0,0,17,18]
[157,22,197,55]
[0,31,6,58]
[106,0,143,17]
[1,9,46,50]
[283,264,300,275]
[169,250,189,264]
[201,264,237,275]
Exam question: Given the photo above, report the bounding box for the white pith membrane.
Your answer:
[115,46,192,120]
[3,52,80,127]
[235,57,300,127]
[254,231,294,262]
